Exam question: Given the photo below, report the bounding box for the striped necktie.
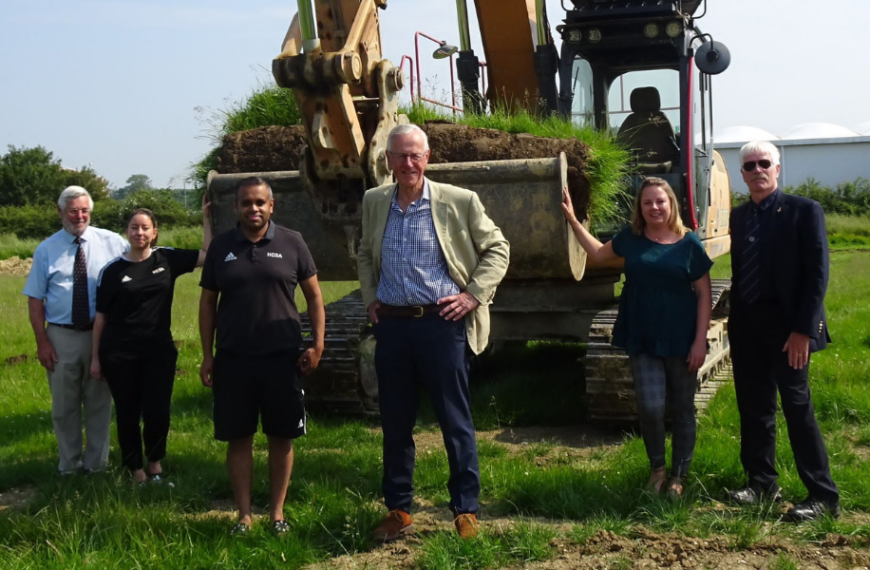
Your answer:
[72,237,90,327]
[738,207,761,305]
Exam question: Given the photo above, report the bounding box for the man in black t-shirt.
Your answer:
[199,176,325,536]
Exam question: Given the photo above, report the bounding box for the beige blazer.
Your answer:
[357,178,510,354]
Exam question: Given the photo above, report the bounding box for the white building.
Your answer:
[713,122,870,192]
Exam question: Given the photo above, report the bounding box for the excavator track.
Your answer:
[300,281,732,421]
[299,290,379,414]
[585,279,732,422]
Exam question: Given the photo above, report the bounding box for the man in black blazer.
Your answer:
[726,140,839,522]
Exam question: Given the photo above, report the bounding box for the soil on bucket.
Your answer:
[421,121,592,214]
[217,125,308,174]
[216,122,592,215]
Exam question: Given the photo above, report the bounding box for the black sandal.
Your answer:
[230,522,250,537]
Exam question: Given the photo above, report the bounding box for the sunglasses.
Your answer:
[742,159,773,172]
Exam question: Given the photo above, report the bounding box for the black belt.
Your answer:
[377,304,442,318]
[50,322,94,332]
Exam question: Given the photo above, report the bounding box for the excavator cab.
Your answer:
[557,0,731,252]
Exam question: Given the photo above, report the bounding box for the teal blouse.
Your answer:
[610,227,713,357]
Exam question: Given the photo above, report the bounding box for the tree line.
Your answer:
[0,145,202,238]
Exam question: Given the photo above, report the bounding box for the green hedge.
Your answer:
[0,191,201,239]
[733,178,870,215]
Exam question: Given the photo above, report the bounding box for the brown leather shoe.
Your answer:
[372,510,414,542]
[454,513,479,539]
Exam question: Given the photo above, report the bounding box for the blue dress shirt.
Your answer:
[23,226,128,324]
[377,181,460,306]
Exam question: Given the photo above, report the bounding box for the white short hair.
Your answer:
[58,186,94,210]
[739,140,781,166]
[387,124,430,151]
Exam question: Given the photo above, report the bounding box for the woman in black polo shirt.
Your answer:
[91,201,211,484]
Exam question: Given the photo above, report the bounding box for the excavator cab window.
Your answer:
[570,57,595,127]
[608,70,681,175]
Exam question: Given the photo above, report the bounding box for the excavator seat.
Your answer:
[618,87,679,175]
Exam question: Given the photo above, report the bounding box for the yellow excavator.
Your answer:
[207,0,734,420]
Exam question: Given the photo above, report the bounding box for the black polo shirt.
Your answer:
[200,222,317,356]
[96,247,199,356]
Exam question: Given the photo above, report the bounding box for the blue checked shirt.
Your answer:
[377,181,460,306]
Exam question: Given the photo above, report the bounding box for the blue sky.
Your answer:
[1,0,868,189]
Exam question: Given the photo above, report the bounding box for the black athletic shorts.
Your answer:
[212,350,306,441]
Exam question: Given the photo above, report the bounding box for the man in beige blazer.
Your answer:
[358,124,509,541]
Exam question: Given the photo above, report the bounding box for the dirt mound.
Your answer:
[217,125,308,174]
[216,122,591,211]
[0,256,32,277]
[422,121,591,212]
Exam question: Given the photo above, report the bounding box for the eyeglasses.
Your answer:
[66,208,91,215]
[387,151,428,163]
[742,159,773,172]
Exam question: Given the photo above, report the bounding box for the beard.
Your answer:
[62,218,88,237]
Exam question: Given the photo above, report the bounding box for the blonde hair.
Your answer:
[630,177,689,237]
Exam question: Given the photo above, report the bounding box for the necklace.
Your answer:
[645,229,676,244]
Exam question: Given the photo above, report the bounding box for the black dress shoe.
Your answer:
[785,497,840,522]
[727,485,783,505]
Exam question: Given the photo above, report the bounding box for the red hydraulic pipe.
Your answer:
[399,55,415,104]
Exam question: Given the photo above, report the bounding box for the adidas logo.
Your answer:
[121,275,132,283]
[152,267,165,274]
[297,419,304,429]
[224,252,237,262]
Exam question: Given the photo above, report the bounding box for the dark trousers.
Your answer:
[374,313,479,515]
[730,317,839,503]
[102,344,178,472]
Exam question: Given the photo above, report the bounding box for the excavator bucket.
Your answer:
[426,153,586,281]
[208,153,585,283]
[206,170,358,280]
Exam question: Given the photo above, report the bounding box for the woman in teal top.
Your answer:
[562,177,713,497]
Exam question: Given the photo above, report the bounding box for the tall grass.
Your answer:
[0,234,41,261]
[192,83,304,188]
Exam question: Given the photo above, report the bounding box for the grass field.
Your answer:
[1,252,870,569]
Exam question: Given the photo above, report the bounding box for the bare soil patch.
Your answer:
[0,486,36,512]
[0,256,32,277]
[306,524,870,570]
[411,425,624,460]
[4,354,30,366]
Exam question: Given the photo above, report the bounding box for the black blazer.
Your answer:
[729,191,830,352]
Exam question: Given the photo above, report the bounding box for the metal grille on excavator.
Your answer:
[567,0,702,17]
[585,279,732,423]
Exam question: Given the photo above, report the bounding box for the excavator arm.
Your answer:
[272,0,406,258]
[471,0,557,113]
